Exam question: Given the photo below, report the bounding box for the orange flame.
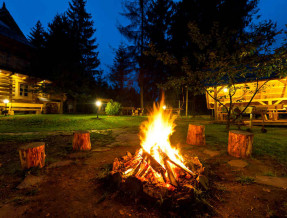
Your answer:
[139,98,191,176]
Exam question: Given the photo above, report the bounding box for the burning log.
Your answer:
[142,150,166,174]
[228,130,253,158]
[186,124,206,146]
[164,159,178,187]
[18,142,45,169]
[160,149,195,177]
[113,158,120,171]
[73,131,91,151]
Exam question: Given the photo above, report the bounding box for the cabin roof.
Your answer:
[0,2,31,46]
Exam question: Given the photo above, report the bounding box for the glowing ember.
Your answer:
[112,98,204,189]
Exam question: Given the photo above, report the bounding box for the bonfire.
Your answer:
[111,99,204,195]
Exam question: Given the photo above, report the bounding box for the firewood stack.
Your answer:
[112,148,204,191]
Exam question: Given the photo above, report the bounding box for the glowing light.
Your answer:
[162,105,167,110]
[3,99,9,104]
[139,98,193,183]
[223,87,228,93]
[95,100,102,107]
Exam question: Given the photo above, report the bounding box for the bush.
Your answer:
[105,101,121,115]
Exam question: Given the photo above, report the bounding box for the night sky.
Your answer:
[4,0,287,77]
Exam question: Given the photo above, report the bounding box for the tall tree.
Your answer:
[150,0,267,110]
[110,43,133,90]
[144,0,174,101]
[118,0,151,108]
[67,0,100,80]
[28,21,46,49]
[28,21,47,78]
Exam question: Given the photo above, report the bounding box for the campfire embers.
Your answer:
[111,98,204,195]
[112,148,204,190]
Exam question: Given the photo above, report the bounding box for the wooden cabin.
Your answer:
[0,3,63,114]
[206,77,287,123]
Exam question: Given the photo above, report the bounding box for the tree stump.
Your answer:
[73,131,91,151]
[18,142,45,170]
[186,124,206,145]
[228,130,254,158]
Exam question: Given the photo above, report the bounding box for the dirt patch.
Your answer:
[0,127,287,217]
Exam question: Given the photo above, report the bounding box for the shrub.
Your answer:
[105,101,121,115]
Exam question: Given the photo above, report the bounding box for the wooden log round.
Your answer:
[186,124,206,145]
[73,131,91,151]
[18,142,45,170]
[228,130,254,158]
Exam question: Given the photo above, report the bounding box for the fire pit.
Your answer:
[109,100,206,203]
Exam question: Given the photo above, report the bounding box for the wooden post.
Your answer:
[186,124,206,145]
[73,131,91,151]
[214,87,218,121]
[249,113,253,129]
[19,142,45,169]
[228,130,254,158]
[186,86,188,117]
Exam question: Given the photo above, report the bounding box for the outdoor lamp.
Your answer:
[3,99,9,104]
[95,100,102,118]
[163,105,167,110]
[96,100,102,107]
[223,88,228,93]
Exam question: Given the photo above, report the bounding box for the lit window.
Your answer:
[20,84,28,97]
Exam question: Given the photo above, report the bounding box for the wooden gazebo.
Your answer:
[206,77,287,125]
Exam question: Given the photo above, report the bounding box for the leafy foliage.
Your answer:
[105,101,122,115]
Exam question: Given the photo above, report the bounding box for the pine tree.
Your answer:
[28,20,47,78]
[43,13,82,102]
[28,21,46,49]
[118,0,151,108]
[110,43,133,90]
[144,0,174,100]
[67,0,100,79]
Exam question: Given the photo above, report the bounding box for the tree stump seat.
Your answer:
[186,124,206,145]
[228,130,254,158]
[18,142,45,169]
[73,131,91,151]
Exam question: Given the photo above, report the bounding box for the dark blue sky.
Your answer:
[4,0,287,77]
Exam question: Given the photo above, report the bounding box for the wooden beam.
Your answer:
[277,79,286,85]
[274,100,283,105]
[281,80,287,98]
[258,101,267,105]
[214,87,218,121]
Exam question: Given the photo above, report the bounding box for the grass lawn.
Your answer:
[0,114,286,165]
[173,119,287,166]
[0,114,146,133]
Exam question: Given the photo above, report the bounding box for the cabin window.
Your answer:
[19,84,28,97]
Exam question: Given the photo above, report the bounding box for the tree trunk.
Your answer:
[186,124,206,145]
[228,130,254,158]
[140,84,144,109]
[214,87,218,121]
[19,142,45,169]
[226,111,231,131]
[73,131,91,151]
[186,87,188,117]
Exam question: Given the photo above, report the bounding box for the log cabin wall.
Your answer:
[206,78,287,119]
[0,3,63,114]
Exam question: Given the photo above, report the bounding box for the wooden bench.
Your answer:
[132,108,144,116]
[266,104,287,121]
[121,107,135,115]
[10,103,43,114]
